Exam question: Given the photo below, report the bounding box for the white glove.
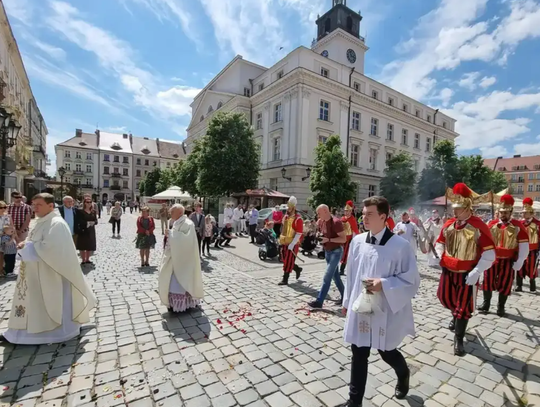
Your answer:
[288,243,295,251]
[512,262,524,272]
[465,268,481,286]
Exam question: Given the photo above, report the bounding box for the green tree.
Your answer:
[417,139,461,201]
[380,152,417,207]
[196,112,260,197]
[138,179,146,196]
[490,170,508,193]
[141,167,162,197]
[156,167,174,193]
[308,135,356,210]
[458,155,507,194]
[177,144,201,197]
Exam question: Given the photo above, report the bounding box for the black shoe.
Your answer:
[531,279,537,292]
[497,294,508,317]
[477,291,492,314]
[308,300,323,309]
[0,335,8,343]
[293,264,303,279]
[395,369,410,399]
[335,299,343,307]
[448,316,456,331]
[453,318,468,356]
[339,263,346,276]
[515,276,523,292]
[278,273,289,286]
[337,401,361,407]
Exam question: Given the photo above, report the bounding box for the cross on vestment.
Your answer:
[359,321,370,333]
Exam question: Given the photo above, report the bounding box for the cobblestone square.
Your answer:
[0,214,538,406]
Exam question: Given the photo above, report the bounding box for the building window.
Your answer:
[65,177,71,183]
[113,180,119,187]
[145,159,149,166]
[75,164,82,172]
[536,173,540,180]
[277,70,284,79]
[136,182,140,190]
[529,184,534,192]
[153,161,157,167]
[319,136,328,144]
[166,162,171,167]
[351,111,360,131]
[368,185,376,197]
[386,152,393,163]
[86,178,92,186]
[387,124,394,141]
[136,158,141,165]
[76,152,81,159]
[433,135,438,146]
[256,113,263,130]
[64,150,71,158]
[415,109,420,118]
[370,118,378,136]
[272,137,281,161]
[403,104,408,112]
[86,165,91,173]
[426,137,431,152]
[530,173,536,180]
[114,155,120,163]
[113,167,119,174]
[75,178,81,185]
[427,114,432,123]
[258,83,264,91]
[86,153,92,160]
[123,180,128,189]
[518,185,524,194]
[136,169,141,177]
[123,157,129,164]
[123,168,129,176]
[536,184,540,192]
[64,163,71,171]
[442,121,447,129]
[414,133,420,149]
[244,87,251,97]
[274,103,282,122]
[372,90,378,100]
[511,174,517,181]
[402,129,408,146]
[414,160,419,172]
[270,178,278,191]
[145,170,148,175]
[321,67,329,78]
[319,100,330,121]
[350,144,359,167]
[103,166,109,174]
[104,179,109,188]
[388,97,394,106]
[369,149,377,170]
[354,82,360,92]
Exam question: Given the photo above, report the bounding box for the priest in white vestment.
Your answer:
[340,196,420,407]
[159,204,204,313]
[423,210,443,267]
[0,193,96,345]
[393,211,419,256]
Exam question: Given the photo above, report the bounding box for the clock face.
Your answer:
[321,50,329,58]
[347,49,357,63]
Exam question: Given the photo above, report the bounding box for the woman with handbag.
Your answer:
[136,207,156,267]
[76,197,98,265]
[109,202,122,237]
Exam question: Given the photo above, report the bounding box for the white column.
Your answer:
[339,101,349,156]
[300,88,311,163]
[262,102,271,165]
[288,90,299,162]
[282,92,291,162]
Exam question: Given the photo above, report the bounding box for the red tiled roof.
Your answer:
[484,155,540,172]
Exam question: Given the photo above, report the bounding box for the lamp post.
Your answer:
[0,108,21,200]
[302,167,312,181]
[58,166,66,200]
[281,167,292,182]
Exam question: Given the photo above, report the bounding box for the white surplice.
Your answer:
[393,221,418,254]
[3,211,96,345]
[423,218,443,267]
[158,215,204,306]
[343,230,420,351]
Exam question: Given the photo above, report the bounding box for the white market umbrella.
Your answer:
[152,186,193,201]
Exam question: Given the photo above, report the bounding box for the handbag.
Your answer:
[108,217,115,224]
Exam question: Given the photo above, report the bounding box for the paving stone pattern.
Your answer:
[0,214,539,406]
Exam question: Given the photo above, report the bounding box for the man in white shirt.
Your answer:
[393,212,419,256]
[233,204,244,236]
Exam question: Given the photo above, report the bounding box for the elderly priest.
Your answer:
[0,193,96,345]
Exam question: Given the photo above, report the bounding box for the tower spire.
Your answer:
[333,0,346,6]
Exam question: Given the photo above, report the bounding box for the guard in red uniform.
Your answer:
[386,208,396,230]
[339,200,360,275]
[518,197,538,292]
[409,208,420,227]
[278,196,304,286]
[436,183,495,356]
[478,194,529,317]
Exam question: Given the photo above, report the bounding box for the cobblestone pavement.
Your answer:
[0,214,539,407]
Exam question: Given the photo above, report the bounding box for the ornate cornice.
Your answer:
[312,29,369,52]
[340,101,349,111]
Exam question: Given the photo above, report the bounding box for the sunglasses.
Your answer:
[0,206,6,209]
[13,196,22,199]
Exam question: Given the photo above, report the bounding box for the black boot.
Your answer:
[531,278,537,292]
[453,318,468,356]
[293,264,303,280]
[515,276,523,292]
[278,273,290,286]
[448,316,456,331]
[497,294,508,317]
[395,368,410,399]
[477,290,492,314]
[339,263,346,276]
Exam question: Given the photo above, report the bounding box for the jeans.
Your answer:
[4,253,15,274]
[112,219,121,234]
[202,236,211,253]
[249,224,257,243]
[316,246,345,304]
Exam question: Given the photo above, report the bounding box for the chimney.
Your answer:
[75,129,82,137]
[95,129,100,137]
[497,156,503,159]
[123,133,128,139]
[513,154,521,158]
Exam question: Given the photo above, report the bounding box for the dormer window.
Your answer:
[217,102,223,109]
[172,153,179,158]
[111,142,122,150]
[79,142,87,146]
[200,115,204,122]
[208,106,213,114]
[141,145,150,155]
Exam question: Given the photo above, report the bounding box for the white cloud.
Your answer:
[3,0,33,25]
[513,142,540,155]
[459,72,480,90]
[480,145,508,157]
[479,76,497,88]
[438,88,454,106]
[33,40,66,61]
[104,126,129,133]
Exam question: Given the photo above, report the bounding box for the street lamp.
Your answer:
[302,167,312,181]
[58,166,66,199]
[281,167,292,182]
[0,108,22,200]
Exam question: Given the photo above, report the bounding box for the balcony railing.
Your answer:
[82,184,93,189]
[111,173,122,178]
[34,169,47,178]
[110,185,121,191]
[33,145,46,155]
[73,170,84,175]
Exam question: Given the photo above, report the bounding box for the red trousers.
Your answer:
[341,238,352,265]
[437,268,476,320]
[482,258,514,296]
[281,245,299,273]
[519,250,538,280]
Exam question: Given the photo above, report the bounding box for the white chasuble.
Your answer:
[158,215,204,306]
[5,211,96,344]
[393,222,418,255]
[343,231,420,351]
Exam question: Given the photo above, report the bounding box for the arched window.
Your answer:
[208,105,214,113]
[346,16,353,31]
[217,101,223,109]
[200,115,204,122]
[324,18,331,33]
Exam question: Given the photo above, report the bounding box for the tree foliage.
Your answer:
[177,144,201,197]
[417,140,461,201]
[380,152,417,208]
[196,112,260,197]
[458,155,506,194]
[308,135,356,210]
[141,167,162,197]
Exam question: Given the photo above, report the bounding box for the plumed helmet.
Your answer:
[523,197,534,214]
[451,183,473,210]
[287,196,297,208]
[345,200,354,211]
[499,194,515,212]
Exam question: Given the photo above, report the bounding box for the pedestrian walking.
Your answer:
[308,204,346,307]
[202,214,213,256]
[106,201,112,215]
[517,197,539,292]
[1,225,17,276]
[159,203,169,235]
[339,196,420,407]
[76,198,98,265]
[189,202,205,257]
[248,205,259,244]
[272,205,283,237]
[278,197,303,285]
[0,201,13,276]
[110,202,122,237]
[233,204,243,236]
[129,201,134,214]
[8,191,32,243]
[136,207,156,267]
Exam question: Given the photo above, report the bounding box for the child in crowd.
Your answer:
[1,225,17,275]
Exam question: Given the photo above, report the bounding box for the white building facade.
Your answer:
[186,0,458,210]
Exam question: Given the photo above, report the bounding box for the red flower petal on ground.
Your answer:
[247,312,252,316]
[217,319,222,324]
[241,329,247,334]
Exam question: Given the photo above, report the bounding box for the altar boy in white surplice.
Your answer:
[0,193,96,345]
[339,196,420,407]
[159,204,204,313]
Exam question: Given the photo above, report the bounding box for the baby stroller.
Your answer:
[301,233,318,256]
[258,229,281,261]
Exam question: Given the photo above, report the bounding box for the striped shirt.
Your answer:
[1,235,17,255]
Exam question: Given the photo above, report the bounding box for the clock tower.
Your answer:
[312,0,368,74]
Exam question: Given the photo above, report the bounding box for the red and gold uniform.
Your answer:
[339,200,359,274]
[278,196,304,285]
[518,198,539,291]
[386,216,396,231]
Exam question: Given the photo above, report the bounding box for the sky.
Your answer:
[4,0,540,174]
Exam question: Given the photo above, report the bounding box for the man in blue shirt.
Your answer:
[248,205,259,244]
[59,196,80,243]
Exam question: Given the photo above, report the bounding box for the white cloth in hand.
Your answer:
[287,243,295,251]
[465,268,481,286]
[19,241,39,262]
